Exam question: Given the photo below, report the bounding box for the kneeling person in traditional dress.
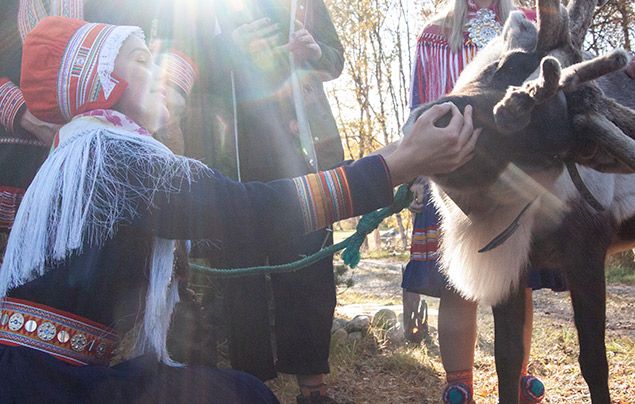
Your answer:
[0,16,478,403]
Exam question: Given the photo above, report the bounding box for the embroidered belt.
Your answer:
[0,297,119,366]
[0,137,47,147]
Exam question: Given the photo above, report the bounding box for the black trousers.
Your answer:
[224,229,336,381]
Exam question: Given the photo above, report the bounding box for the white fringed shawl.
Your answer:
[0,114,198,365]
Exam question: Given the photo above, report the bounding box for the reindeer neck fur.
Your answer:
[431,163,571,305]
[433,162,635,306]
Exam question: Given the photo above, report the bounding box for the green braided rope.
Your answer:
[190,184,413,277]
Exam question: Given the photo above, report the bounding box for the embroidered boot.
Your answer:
[443,369,474,404]
[519,375,545,403]
[442,382,475,404]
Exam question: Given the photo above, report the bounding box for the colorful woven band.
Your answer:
[57,23,142,121]
[410,225,439,262]
[160,51,198,96]
[0,297,119,366]
[0,187,25,231]
[0,79,26,133]
[18,0,84,42]
[292,167,353,233]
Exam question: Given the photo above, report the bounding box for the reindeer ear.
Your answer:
[502,11,538,52]
[560,50,631,91]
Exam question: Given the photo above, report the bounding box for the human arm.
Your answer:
[0,78,25,134]
[146,155,393,253]
[293,0,344,80]
[153,51,199,155]
[146,101,477,245]
[226,0,344,80]
[0,78,59,143]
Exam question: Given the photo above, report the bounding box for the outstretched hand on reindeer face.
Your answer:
[382,102,481,186]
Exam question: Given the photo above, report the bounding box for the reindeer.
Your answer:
[403,0,634,401]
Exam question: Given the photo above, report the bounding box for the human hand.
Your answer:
[409,179,426,213]
[165,85,186,121]
[283,23,322,62]
[231,18,282,56]
[383,103,480,186]
[20,108,60,144]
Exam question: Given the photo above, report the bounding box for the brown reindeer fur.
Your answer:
[403,0,635,401]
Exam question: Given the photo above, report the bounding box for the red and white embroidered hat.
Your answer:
[158,50,199,97]
[20,16,144,124]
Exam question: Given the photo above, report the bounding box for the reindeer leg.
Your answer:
[492,284,526,404]
[494,57,561,133]
[560,50,630,92]
[560,204,612,403]
[568,271,610,403]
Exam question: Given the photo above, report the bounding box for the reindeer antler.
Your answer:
[560,50,630,91]
[493,57,561,133]
[535,0,570,55]
[574,112,635,171]
[567,0,602,50]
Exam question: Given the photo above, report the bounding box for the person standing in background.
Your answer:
[0,0,66,260]
[196,1,345,402]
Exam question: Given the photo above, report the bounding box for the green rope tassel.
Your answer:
[191,183,413,277]
[341,184,412,268]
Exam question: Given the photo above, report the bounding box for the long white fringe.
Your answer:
[0,117,200,364]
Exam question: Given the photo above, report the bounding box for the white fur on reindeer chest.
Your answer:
[430,163,584,306]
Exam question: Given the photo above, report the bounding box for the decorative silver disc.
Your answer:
[24,319,38,333]
[467,8,503,48]
[57,330,71,344]
[8,313,24,331]
[37,322,57,341]
[96,343,107,358]
[0,313,9,326]
[70,333,88,352]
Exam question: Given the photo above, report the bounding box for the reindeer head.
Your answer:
[404,0,634,190]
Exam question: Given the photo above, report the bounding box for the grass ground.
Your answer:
[268,258,635,403]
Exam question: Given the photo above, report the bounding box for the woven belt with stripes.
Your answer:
[0,297,119,366]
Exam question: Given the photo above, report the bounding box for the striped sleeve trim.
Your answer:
[0,79,26,134]
[0,186,26,231]
[292,167,353,233]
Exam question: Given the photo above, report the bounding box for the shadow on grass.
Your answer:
[269,329,445,403]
